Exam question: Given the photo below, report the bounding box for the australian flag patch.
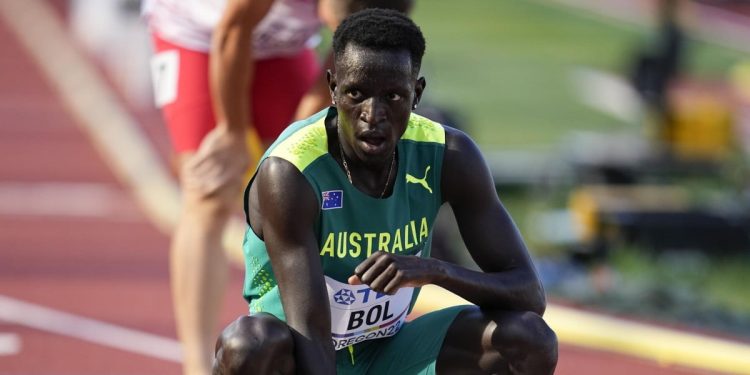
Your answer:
[321,190,343,210]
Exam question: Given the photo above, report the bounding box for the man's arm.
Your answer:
[211,0,273,132]
[256,157,336,374]
[294,52,335,121]
[351,127,546,314]
[181,0,274,196]
[434,127,546,313]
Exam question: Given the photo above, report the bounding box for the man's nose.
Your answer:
[359,97,387,125]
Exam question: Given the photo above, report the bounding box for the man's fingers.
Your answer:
[353,251,382,276]
[184,166,220,195]
[200,177,225,196]
[351,254,425,294]
[185,158,246,196]
[368,263,398,293]
[358,255,392,285]
[383,272,404,295]
[182,154,213,185]
[184,149,215,180]
[193,156,221,181]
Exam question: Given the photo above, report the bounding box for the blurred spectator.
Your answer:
[629,0,685,138]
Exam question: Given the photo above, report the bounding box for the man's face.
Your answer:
[329,44,424,166]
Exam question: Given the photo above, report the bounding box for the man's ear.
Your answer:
[413,76,426,109]
[327,69,337,104]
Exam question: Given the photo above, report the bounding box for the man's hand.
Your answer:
[182,125,250,197]
[348,252,445,295]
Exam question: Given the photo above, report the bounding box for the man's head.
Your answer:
[332,8,425,77]
[327,9,426,166]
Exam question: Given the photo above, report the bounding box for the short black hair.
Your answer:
[336,0,414,17]
[333,8,426,75]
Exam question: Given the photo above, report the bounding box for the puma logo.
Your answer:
[406,166,432,194]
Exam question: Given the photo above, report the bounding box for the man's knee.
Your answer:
[490,311,558,370]
[218,314,294,356]
[214,314,295,375]
[512,311,556,351]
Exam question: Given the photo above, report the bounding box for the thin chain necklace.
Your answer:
[339,139,396,199]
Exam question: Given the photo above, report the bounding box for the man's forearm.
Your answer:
[431,259,546,314]
[284,286,337,374]
[294,52,334,120]
[290,330,336,375]
[210,10,253,132]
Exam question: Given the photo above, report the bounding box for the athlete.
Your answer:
[213,9,558,375]
[142,1,413,374]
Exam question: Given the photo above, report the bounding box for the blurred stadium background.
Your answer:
[1,0,750,373]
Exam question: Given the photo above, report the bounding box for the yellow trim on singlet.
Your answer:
[402,113,445,144]
[347,345,355,365]
[269,117,329,171]
[268,113,443,171]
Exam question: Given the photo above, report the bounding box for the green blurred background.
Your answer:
[413,0,745,148]
[409,0,750,336]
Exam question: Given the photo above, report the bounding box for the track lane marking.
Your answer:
[0,333,21,356]
[0,295,181,362]
[0,182,141,219]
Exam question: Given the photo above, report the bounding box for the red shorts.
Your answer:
[151,35,320,152]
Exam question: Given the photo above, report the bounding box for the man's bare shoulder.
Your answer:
[254,156,315,202]
[439,125,496,205]
[442,125,485,166]
[252,156,319,234]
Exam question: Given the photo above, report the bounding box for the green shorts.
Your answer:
[335,305,469,375]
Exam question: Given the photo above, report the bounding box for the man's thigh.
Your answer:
[250,49,319,142]
[348,305,469,375]
[150,35,213,153]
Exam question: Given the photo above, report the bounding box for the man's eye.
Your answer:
[387,93,403,101]
[347,90,362,99]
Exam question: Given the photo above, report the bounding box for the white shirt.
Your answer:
[143,0,321,59]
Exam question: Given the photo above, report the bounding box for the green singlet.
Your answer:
[242,107,468,374]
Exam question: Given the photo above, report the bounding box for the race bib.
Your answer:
[150,49,179,107]
[325,276,413,351]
